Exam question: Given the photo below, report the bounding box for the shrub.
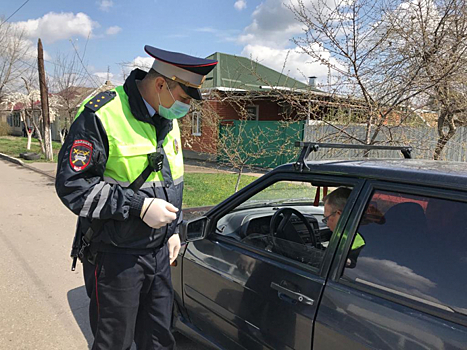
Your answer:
[0,121,11,136]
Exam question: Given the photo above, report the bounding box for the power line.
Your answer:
[0,0,31,28]
[19,52,94,81]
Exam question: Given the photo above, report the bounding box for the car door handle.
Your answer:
[270,282,314,306]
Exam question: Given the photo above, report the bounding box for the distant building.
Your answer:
[1,80,115,140]
[180,52,321,157]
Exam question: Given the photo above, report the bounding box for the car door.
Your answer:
[314,181,467,349]
[182,172,364,350]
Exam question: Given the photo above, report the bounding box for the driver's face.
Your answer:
[324,203,341,232]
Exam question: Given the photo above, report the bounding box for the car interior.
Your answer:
[215,181,348,269]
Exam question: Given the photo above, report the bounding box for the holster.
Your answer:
[81,240,98,265]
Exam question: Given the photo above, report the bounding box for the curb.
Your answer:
[0,152,55,180]
[0,152,24,166]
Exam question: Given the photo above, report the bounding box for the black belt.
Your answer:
[93,242,163,255]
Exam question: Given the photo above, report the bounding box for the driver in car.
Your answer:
[323,187,366,268]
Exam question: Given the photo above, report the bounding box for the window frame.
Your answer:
[245,105,259,121]
[331,179,467,326]
[191,111,201,136]
[209,171,365,277]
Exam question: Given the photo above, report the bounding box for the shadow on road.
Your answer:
[67,285,93,349]
[67,286,205,349]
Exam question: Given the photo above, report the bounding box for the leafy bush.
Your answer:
[0,121,11,136]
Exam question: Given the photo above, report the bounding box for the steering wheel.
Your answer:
[269,208,318,248]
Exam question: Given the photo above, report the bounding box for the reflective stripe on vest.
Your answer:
[76,86,184,186]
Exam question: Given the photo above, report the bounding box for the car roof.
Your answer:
[276,159,467,192]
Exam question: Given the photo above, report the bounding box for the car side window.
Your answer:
[342,189,467,314]
[216,180,347,270]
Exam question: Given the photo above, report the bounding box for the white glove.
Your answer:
[140,198,178,229]
[168,233,181,264]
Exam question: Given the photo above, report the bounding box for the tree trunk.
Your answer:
[26,132,32,150]
[43,123,53,160]
[22,119,31,150]
[234,167,244,193]
[433,132,456,160]
[20,113,32,151]
[32,119,45,153]
[25,123,33,150]
[433,110,456,160]
[59,129,66,144]
[24,115,33,150]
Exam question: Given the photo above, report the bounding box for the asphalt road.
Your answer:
[0,160,204,350]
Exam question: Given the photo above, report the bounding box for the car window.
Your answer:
[237,181,327,209]
[342,189,467,315]
[216,180,347,270]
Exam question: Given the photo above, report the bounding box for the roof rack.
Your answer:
[294,142,412,171]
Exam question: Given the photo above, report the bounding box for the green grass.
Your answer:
[0,136,61,162]
[245,181,317,202]
[183,173,258,208]
[183,176,319,208]
[0,136,261,207]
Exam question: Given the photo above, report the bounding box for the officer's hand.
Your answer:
[140,198,178,229]
[168,233,181,264]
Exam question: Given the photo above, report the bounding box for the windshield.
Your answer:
[237,181,320,209]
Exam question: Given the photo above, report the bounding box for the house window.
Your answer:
[280,103,293,117]
[192,111,201,136]
[12,112,21,127]
[246,105,259,121]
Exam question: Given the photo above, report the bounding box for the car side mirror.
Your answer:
[180,217,208,242]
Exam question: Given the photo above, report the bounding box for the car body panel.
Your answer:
[172,159,467,349]
[183,237,325,350]
[314,281,467,350]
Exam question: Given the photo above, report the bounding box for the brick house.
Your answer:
[180,52,322,158]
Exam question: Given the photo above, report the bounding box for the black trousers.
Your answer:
[83,245,175,350]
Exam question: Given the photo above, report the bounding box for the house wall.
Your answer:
[182,115,219,154]
[210,99,284,121]
[181,97,292,155]
[5,111,23,136]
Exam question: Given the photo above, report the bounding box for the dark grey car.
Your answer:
[171,144,467,349]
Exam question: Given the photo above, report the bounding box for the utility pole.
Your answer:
[38,38,53,161]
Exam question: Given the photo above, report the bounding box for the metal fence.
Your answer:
[218,120,304,168]
[303,123,467,162]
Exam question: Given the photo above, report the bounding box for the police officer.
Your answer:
[55,45,217,350]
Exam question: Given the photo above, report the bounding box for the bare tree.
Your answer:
[288,0,467,159]
[0,19,33,103]
[288,0,439,148]
[52,52,90,143]
[1,69,40,150]
[1,73,62,153]
[182,89,304,192]
[383,0,467,159]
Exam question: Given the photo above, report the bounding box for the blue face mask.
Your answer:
[158,84,191,120]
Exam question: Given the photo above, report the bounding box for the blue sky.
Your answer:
[3,0,329,87]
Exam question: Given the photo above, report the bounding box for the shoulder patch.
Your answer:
[69,140,93,172]
[84,90,116,112]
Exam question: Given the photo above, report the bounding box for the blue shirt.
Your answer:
[143,98,156,117]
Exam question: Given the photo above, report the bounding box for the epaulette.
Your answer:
[84,90,116,112]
